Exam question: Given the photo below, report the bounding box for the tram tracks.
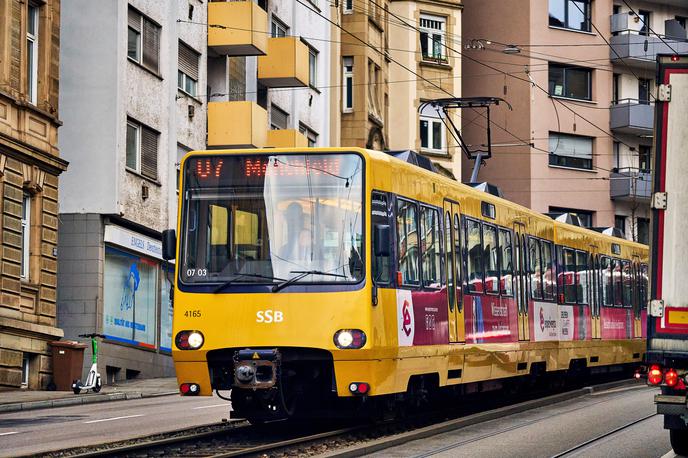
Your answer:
[30,379,646,458]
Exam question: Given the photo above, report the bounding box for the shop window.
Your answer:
[103,246,158,347]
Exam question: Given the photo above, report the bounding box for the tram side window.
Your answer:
[371,192,391,284]
[454,214,462,299]
[563,248,577,304]
[466,219,483,294]
[640,264,649,309]
[556,246,565,301]
[622,261,633,308]
[499,229,513,296]
[420,206,443,288]
[542,241,555,301]
[601,256,613,306]
[528,237,543,300]
[613,259,623,306]
[396,199,419,285]
[445,212,455,309]
[483,224,499,295]
[576,251,589,305]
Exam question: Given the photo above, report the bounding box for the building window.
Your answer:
[343,0,353,14]
[299,123,318,147]
[309,47,318,88]
[368,60,382,120]
[176,144,191,193]
[549,63,592,100]
[639,145,651,172]
[613,141,620,170]
[26,2,39,105]
[271,16,289,37]
[615,215,626,237]
[228,57,246,101]
[676,16,687,30]
[343,56,354,113]
[126,119,159,180]
[127,6,160,73]
[270,104,289,130]
[21,354,30,386]
[549,0,591,32]
[420,117,445,153]
[21,193,31,280]
[637,218,649,244]
[612,73,620,104]
[419,14,446,62]
[549,132,593,170]
[178,41,199,97]
[549,207,593,227]
[638,78,651,105]
[638,10,651,36]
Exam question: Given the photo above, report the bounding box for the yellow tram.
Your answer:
[166,147,647,420]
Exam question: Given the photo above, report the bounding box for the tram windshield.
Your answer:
[180,153,364,286]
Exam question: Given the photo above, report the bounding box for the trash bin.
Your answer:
[50,340,87,391]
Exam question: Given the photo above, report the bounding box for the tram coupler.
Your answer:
[233,348,280,389]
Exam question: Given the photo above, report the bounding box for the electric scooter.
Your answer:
[71,333,105,394]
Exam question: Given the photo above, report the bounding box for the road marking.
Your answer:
[0,431,19,436]
[193,404,228,410]
[84,414,144,424]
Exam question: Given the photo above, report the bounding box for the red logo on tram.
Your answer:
[402,300,412,337]
[540,307,545,332]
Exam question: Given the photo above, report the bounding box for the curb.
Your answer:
[319,379,645,458]
[0,390,179,413]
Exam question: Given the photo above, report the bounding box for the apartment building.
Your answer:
[206,0,331,150]
[388,0,463,179]
[0,0,68,389]
[462,0,687,242]
[58,0,207,381]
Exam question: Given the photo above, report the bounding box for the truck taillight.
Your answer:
[665,369,679,387]
[648,365,663,385]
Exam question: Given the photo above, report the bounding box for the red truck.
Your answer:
[647,54,688,455]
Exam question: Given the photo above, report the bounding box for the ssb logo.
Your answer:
[256,310,284,323]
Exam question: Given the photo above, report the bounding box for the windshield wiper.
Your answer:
[214,273,284,293]
[272,270,348,293]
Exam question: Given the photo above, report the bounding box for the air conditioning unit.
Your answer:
[188,105,195,119]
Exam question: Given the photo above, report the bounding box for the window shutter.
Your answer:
[270,105,288,130]
[140,126,158,180]
[142,19,159,72]
[128,7,141,31]
[178,42,199,80]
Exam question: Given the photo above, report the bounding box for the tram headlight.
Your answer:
[175,330,204,350]
[334,329,366,349]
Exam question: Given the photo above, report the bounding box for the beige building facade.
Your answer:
[388,0,463,179]
[462,0,687,240]
[0,0,68,389]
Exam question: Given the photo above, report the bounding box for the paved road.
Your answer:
[0,394,234,457]
[370,385,681,458]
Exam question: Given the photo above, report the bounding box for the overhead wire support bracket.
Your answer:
[418,97,512,183]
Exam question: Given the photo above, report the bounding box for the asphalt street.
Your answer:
[369,385,679,458]
[0,394,234,457]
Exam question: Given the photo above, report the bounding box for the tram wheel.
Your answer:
[670,428,688,455]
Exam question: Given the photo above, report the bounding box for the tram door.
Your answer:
[590,251,601,339]
[514,223,530,341]
[444,200,465,343]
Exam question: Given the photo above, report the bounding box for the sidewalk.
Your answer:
[0,377,179,413]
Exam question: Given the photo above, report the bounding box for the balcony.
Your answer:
[610,99,654,136]
[610,168,652,201]
[208,1,268,56]
[258,37,309,88]
[266,129,308,148]
[609,15,688,70]
[207,101,267,148]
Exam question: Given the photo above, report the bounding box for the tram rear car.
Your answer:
[168,147,647,421]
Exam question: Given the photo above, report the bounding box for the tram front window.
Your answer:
[180,154,364,286]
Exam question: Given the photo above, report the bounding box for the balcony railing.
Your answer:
[207,101,267,148]
[609,14,688,69]
[610,99,654,136]
[610,167,652,201]
[208,1,268,56]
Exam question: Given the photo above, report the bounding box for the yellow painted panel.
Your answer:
[669,310,688,325]
[207,101,267,147]
[175,361,213,396]
[208,1,268,56]
[258,37,309,88]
